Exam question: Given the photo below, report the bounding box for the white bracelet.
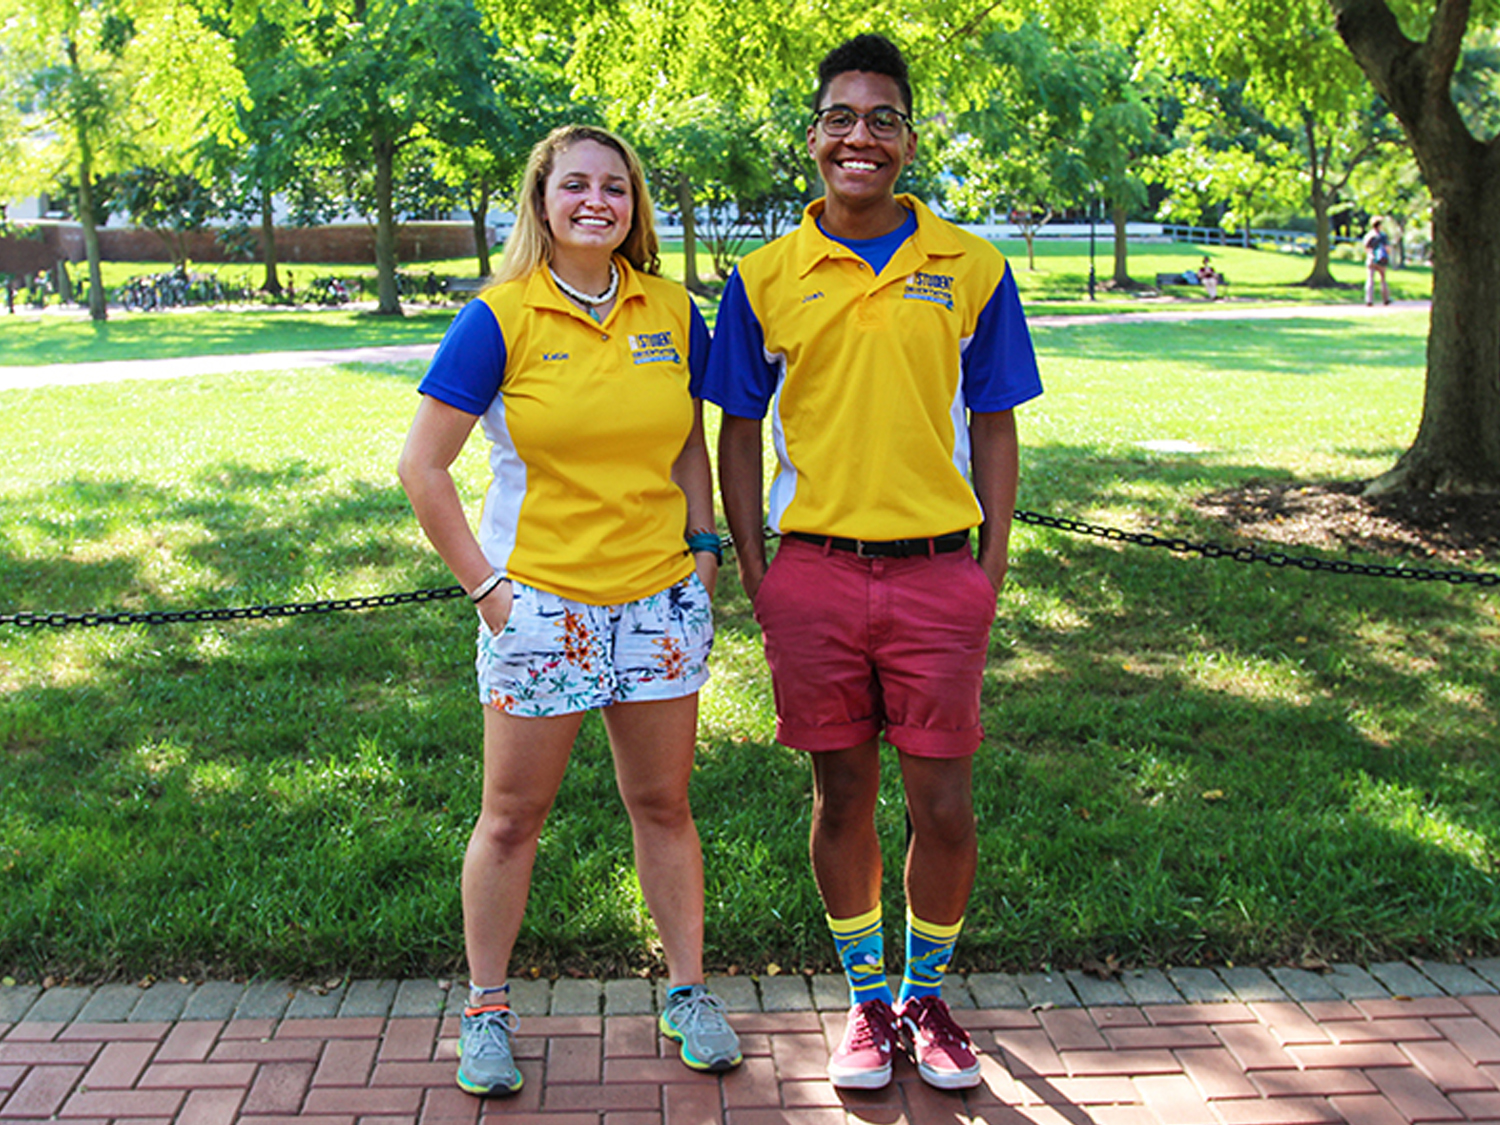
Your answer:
[469,572,505,604]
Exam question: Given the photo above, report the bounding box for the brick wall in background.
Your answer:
[2,221,482,270]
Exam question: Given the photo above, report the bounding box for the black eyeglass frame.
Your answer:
[809,104,914,137]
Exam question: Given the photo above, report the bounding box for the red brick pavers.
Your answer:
[11,990,1500,1123]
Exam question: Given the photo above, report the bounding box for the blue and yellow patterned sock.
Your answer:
[899,911,964,1005]
[828,906,895,1007]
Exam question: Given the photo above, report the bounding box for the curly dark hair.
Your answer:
[813,33,913,115]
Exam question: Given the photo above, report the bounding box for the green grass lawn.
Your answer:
[1,239,1430,366]
[999,237,1431,308]
[2,304,1493,986]
[0,306,460,367]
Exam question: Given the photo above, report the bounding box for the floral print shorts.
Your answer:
[475,573,713,717]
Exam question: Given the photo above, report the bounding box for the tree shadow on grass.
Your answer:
[2,447,1497,980]
[0,460,730,980]
[0,462,439,613]
[963,541,1500,969]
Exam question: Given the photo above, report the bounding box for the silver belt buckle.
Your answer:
[855,539,874,558]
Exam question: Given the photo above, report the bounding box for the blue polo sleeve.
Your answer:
[702,268,777,419]
[416,298,507,415]
[962,262,1043,412]
[687,298,710,398]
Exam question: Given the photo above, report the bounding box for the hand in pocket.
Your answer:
[478,580,514,634]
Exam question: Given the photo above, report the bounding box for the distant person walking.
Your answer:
[1363,218,1391,306]
[398,124,741,1099]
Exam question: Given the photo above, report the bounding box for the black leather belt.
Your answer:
[784,531,971,558]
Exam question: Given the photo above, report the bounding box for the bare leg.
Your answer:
[462,707,584,987]
[809,740,884,918]
[603,694,707,986]
[897,752,978,926]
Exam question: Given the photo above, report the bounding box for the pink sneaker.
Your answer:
[827,998,899,1089]
[898,995,981,1089]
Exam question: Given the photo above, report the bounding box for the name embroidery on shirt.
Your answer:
[629,330,680,365]
[543,351,570,361]
[801,291,825,304]
[903,271,955,310]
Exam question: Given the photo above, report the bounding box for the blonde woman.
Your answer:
[398,125,740,1096]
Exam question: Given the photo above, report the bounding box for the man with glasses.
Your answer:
[703,33,1043,1092]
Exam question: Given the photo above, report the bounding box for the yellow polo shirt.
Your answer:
[703,196,1042,541]
[418,258,706,604]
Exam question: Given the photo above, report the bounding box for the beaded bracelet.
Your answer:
[469,572,506,604]
[685,530,723,564]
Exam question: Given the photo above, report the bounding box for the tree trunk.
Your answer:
[676,174,700,293]
[260,189,281,295]
[373,137,402,316]
[53,259,73,304]
[1368,162,1500,495]
[1110,200,1132,286]
[470,182,491,279]
[68,40,106,323]
[1305,192,1337,285]
[76,159,106,322]
[1331,0,1500,494]
[1302,113,1339,287]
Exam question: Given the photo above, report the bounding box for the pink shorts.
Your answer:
[751,536,998,757]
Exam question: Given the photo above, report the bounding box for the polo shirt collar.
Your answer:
[791,194,963,279]
[525,254,646,319]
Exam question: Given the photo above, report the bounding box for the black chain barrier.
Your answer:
[1,509,1494,630]
[0,586,466,630]
[1010,510,1500,587]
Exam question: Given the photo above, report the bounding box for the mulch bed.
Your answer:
[1193,480,1500,570]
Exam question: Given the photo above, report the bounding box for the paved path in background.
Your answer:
[6,954,1500,1123]
[1026,298,1429,328]
[0,344,438,393]
[0,301,1431,393]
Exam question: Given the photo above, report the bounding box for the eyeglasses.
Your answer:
[811,105,912,139]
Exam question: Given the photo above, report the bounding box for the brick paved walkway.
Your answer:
[7,957,1500,1123]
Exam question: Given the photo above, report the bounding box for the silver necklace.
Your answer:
[549,261,619,321]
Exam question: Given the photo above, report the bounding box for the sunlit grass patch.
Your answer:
[699,630,777,747]
[1346,772,1494,869]
[1179,649,1316,706]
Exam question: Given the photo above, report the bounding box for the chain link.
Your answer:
[2,509,1494,631]
[1009,510,1500,587]
[0,586,466,630]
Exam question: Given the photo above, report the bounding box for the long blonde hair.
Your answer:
[493,125,661,284]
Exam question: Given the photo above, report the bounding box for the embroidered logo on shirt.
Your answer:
[801,291,825,304]
[543,351,570,361]
[903,271,955,309]
[629,330,680,365]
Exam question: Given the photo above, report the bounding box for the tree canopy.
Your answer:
[3,0,1498,490]
[2,0,241,317]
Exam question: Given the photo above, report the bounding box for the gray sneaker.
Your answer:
[659,984,743,1072]
[456,1008,523,1096]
